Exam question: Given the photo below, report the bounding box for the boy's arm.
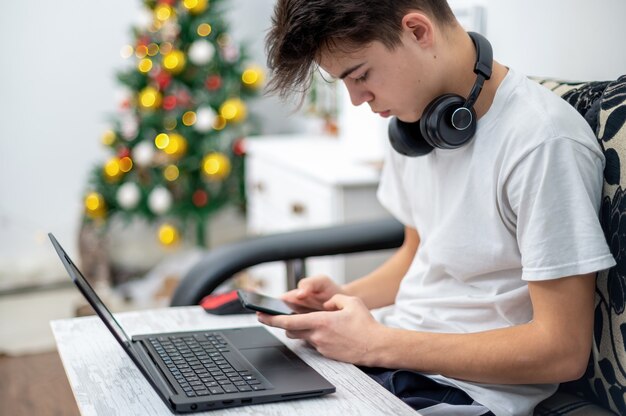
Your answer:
[343,226,419,309]
[260,272,595,384]
[370,272,596,383]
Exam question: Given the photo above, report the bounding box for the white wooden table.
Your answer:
[50,306,418,416]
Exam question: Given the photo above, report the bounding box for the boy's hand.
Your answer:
[281,275,344,310]
[258,294,385,366]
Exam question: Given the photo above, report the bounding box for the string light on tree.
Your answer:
[104,157,124,182]
[158,223,179,246]
[154,4,175,22]
[219,98,247,123]
[197,23,212,37]
[84,192,106,219]
[163,165,180,182]
[164,133,187,158]
[162,49,186,74]
[101,130,116,146]
[137,58,153,73]
[183,0,208,14]
[241,65,265,89]
[138,86,162,110]
[202,152,231,181]
[182,111,196,127]
[212,115,227,130]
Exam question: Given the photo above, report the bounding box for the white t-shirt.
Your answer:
[376,68,616,416]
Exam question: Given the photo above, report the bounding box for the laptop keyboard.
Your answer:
[148,333,268,397]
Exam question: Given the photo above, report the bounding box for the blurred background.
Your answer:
[1,0,625,414]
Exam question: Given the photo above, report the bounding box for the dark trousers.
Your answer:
[360,367,495,415]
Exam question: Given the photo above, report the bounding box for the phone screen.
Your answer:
[237,290,319,315]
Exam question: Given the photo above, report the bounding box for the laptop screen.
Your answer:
[48,233,133,349]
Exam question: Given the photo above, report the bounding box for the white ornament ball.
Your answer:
[161,21,181,43]
[148,187,173,215]
[135,9,153,29]
[120,115,138,141]
[194,107,217,133]
[188,40,215,66]
[133,141,155,166]
[116,182,141,210]
[221,44,239,63]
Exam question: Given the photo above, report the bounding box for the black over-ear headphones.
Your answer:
[388,32,493,157]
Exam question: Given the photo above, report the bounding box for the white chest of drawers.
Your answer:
[244,135,393,295]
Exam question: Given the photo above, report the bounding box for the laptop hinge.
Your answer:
[132,342,178,397]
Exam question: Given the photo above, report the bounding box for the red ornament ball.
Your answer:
[232,138,246,156]
[154,70,172,90]
[177,90,192,108]
[192,190,209,207]
[205,75,222,91]
[136,36,150,48]
[118,147,131,159]
[163,95,177,111]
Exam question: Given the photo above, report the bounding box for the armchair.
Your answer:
[172,74,626,415]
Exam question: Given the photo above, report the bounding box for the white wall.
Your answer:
[450,0,626,80]
[1,0,625,287]
[0,1,143,285]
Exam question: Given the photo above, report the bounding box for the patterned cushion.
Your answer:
[532,75,626,416]
[535,392,614,416]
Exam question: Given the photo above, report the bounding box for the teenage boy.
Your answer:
[259,1,615,415]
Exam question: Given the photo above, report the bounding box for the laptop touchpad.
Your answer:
[241,347,301,371]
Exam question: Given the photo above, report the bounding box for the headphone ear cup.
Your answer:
[388,117,435,157]
[421,94,477,149]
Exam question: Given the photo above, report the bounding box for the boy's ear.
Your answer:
[401,12,434,47]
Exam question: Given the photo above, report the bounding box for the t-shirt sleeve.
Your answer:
[376,143,415,228]
[504,137,615,281]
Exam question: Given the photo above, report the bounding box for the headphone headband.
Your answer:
[463,32,493,110]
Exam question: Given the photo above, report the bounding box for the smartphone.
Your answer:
[237,289,319,315]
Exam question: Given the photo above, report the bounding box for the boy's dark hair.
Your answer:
[265,0,456,101]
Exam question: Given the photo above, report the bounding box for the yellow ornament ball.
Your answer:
[84,192,106,219]
[137,58,153,74]
[241,65,265,89]
[138,86,162,110]
[101,130,116,146]
[219,98,247,123]
[158,223,180,246]
[162,49,186,75]
[202,152,231,181]
[155,4,175,22]
[103,157,124,181]
[163,133,188,158]
[183,0,208,15]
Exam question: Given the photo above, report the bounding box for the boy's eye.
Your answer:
[354,71,368,83]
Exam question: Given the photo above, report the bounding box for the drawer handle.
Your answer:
[253,182,265,192]
[291,202,306,215]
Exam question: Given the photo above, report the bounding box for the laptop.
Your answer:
[49,233,335,413]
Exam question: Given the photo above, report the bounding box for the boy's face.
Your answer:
[318,33,442,123]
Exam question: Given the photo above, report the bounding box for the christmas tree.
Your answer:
[83,0,263,248]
